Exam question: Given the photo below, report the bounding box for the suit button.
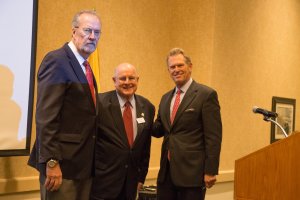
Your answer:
[125,165,128,168]
[92,135,95,139]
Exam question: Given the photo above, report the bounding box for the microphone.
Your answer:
[252,106,278,118]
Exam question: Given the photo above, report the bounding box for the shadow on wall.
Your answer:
[0,65,22,193]
[0,65,22,150]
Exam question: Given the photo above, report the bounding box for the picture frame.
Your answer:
[270,96,296,143]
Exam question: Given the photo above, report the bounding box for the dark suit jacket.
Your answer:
[28,43,98,180]
[153,80,222,187]
[90,91,155,199]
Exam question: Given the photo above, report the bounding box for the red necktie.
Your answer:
[83,61,96,106]
[123,101,134,147]
[170,89,181,124]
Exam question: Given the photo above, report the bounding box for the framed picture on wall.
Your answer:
[270,97,296,143]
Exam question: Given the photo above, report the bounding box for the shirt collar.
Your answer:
[176,78,193,94]
[68,41,86,65]
[116,91,135,108]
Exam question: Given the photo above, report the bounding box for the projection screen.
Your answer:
[0,0,37,156]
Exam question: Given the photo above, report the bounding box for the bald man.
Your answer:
[90,63,155,200]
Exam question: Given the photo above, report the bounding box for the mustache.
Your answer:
[86,42,96,47]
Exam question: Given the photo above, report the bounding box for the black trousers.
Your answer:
[157,162,206,200]
[90,176,137,200]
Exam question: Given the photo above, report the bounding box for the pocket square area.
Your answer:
[184,108,195,112]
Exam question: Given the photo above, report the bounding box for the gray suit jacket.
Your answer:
[153,80,222,187]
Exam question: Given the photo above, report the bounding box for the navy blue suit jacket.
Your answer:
[28,43,98,180]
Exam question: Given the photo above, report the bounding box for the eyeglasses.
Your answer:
[117,76,138,82]
[75,27,101,37]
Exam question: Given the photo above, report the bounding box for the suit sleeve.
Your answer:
[152,103,165,138]
[138,103,155,183]
[202,90,222,175]
[36,55,67,163]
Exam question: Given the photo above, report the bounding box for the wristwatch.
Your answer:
[47,159,58,168]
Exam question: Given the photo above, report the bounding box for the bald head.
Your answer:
[114,63,137,77]
[113,63,139,100]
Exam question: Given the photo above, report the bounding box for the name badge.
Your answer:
[136,117,145,124]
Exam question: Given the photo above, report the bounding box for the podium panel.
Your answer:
[234,132,300,200]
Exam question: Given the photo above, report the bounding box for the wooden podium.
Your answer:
[234,132,300,200]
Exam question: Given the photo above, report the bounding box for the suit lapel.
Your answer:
[91,71,99,114]
[161,90,174,129]
[94,79,99,114]
[134,96,145,146]
[171,81,197,126]
[63,44,96,110]
[108,93,129,144]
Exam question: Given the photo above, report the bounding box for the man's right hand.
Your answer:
[45,163,63,191]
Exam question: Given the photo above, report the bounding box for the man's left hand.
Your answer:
[137,182,143,191]
[204,174,217,188]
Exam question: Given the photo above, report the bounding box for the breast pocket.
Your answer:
[181,109,199,122]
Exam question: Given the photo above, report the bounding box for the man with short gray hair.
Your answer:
[28,10,101,200]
